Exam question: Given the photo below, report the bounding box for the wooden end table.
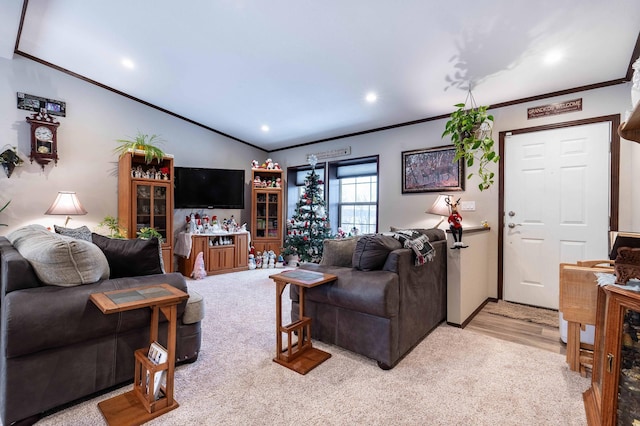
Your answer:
[90,283,189,426]
[269,269,336,374]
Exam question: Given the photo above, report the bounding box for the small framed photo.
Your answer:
[402,145,464,193]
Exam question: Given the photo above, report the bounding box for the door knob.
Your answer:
[508,223,522,229]
[508,211,516,217]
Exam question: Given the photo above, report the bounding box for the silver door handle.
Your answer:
[508,223,522,229]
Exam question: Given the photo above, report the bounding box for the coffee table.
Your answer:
[269,269,337,374]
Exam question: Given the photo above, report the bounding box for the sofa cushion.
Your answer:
[91,233,163,278]
[320,237,359,267]
[3,272,189,358]
[54,224,92,241]
[7,224,109,286]
[352,234,402,271]
[298,263,399,318]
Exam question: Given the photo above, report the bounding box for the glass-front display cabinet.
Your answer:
[118,151,174,272]
[251,168,283,254]
[584,284,640,425]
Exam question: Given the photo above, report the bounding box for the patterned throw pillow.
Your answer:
[54,225,92,241]
[390,230,435,266]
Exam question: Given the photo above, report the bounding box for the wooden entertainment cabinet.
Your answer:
[177,232,248,276]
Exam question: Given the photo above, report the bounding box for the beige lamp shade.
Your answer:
[426,194,455,229]
[45,191,87,226]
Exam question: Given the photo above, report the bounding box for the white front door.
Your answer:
[503,122,611,309]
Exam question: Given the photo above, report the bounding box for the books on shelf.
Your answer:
[147,341,168,399]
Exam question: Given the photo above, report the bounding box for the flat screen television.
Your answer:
[174,167,245,209]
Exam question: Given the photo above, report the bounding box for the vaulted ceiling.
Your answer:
[5,0,640,151]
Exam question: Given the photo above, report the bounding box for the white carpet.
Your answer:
[38,269,590,425]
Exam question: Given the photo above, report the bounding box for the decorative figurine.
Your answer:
[251,159,260,169]
[248,254,256,269]
[191,252,207,280]
[276,254,284,268]
[447,197,468,249]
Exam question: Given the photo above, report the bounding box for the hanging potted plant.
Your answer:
[442,93,499,191]
[114,131,166,164]
[0,146,24,178]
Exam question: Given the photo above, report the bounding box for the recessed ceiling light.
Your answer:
[543,50,563,65]
[365,92,378,103]
[261,125,270,132]
[121,58,135,69]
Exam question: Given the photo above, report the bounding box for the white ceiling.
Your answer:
[8,0,640,151]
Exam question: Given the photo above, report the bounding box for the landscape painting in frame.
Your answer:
[402,146,464,193]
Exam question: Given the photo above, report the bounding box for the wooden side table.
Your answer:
[269,269,336,374]
[90,283,189,426]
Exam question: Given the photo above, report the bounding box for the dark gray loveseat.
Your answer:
[290,229,447,369]
[0,225,202,425]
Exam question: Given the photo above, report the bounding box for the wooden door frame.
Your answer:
[497,115,621,300]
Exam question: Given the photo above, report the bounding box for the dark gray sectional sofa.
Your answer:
[290,229,447,369]
[0,225,202,425]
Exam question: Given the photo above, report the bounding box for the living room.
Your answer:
[1,2,640,425]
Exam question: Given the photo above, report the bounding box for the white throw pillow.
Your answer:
[7,224,109,286]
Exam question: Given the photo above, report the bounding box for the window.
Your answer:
[339,175,378,235]
[286,164,325,220]
[287,156,379,235]
[328,156,379,235]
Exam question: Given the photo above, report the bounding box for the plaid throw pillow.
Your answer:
[390,230,435,266]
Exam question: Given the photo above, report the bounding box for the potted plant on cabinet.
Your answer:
[97,215,127,238]
[114,131,166,164]
[442,95,499,191]
[137,226,164,243]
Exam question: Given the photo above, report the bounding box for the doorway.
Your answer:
[498,115,620,309]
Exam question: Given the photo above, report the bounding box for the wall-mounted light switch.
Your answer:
[460,201,476,211]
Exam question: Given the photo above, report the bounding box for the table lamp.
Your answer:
[45,191,87,227]
[426,194,454,229]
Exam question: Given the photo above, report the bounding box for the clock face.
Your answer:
[34,126,53,142]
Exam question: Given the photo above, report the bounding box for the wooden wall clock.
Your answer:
[26,109,60,170]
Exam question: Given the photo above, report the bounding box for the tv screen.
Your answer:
[174,167,245,209]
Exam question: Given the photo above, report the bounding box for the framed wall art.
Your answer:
[401,145,464,193]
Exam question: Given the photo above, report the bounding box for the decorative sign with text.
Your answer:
[17,92,66,117]
[527,98,582,119]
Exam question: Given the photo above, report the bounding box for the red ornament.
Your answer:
[303,236,308,241]
[306,199,312,205]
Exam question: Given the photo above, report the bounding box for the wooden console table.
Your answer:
[269,270,336,374]
[90,284,189,426]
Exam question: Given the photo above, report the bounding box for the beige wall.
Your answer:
[272,82,639,297]
[1,55,637,299]
[0,56,265,236]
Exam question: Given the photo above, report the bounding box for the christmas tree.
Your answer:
[283,157,332,263]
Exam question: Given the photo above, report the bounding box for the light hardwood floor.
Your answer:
[465,302,566,355]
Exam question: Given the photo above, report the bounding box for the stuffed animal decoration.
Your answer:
[266,158,275,169]
[248,254,256,270]
[191,251,207,280]
[447,197,468,249]
[251,159,259,169]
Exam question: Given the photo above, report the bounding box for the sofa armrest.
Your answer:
[382,248,411,273]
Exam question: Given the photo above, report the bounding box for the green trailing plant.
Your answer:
[0,146,23,178]
[114,131,166,164]
[97,215,127,238]
[137,227,163,242]
[0,200,10,227]
[442,94,500,191]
